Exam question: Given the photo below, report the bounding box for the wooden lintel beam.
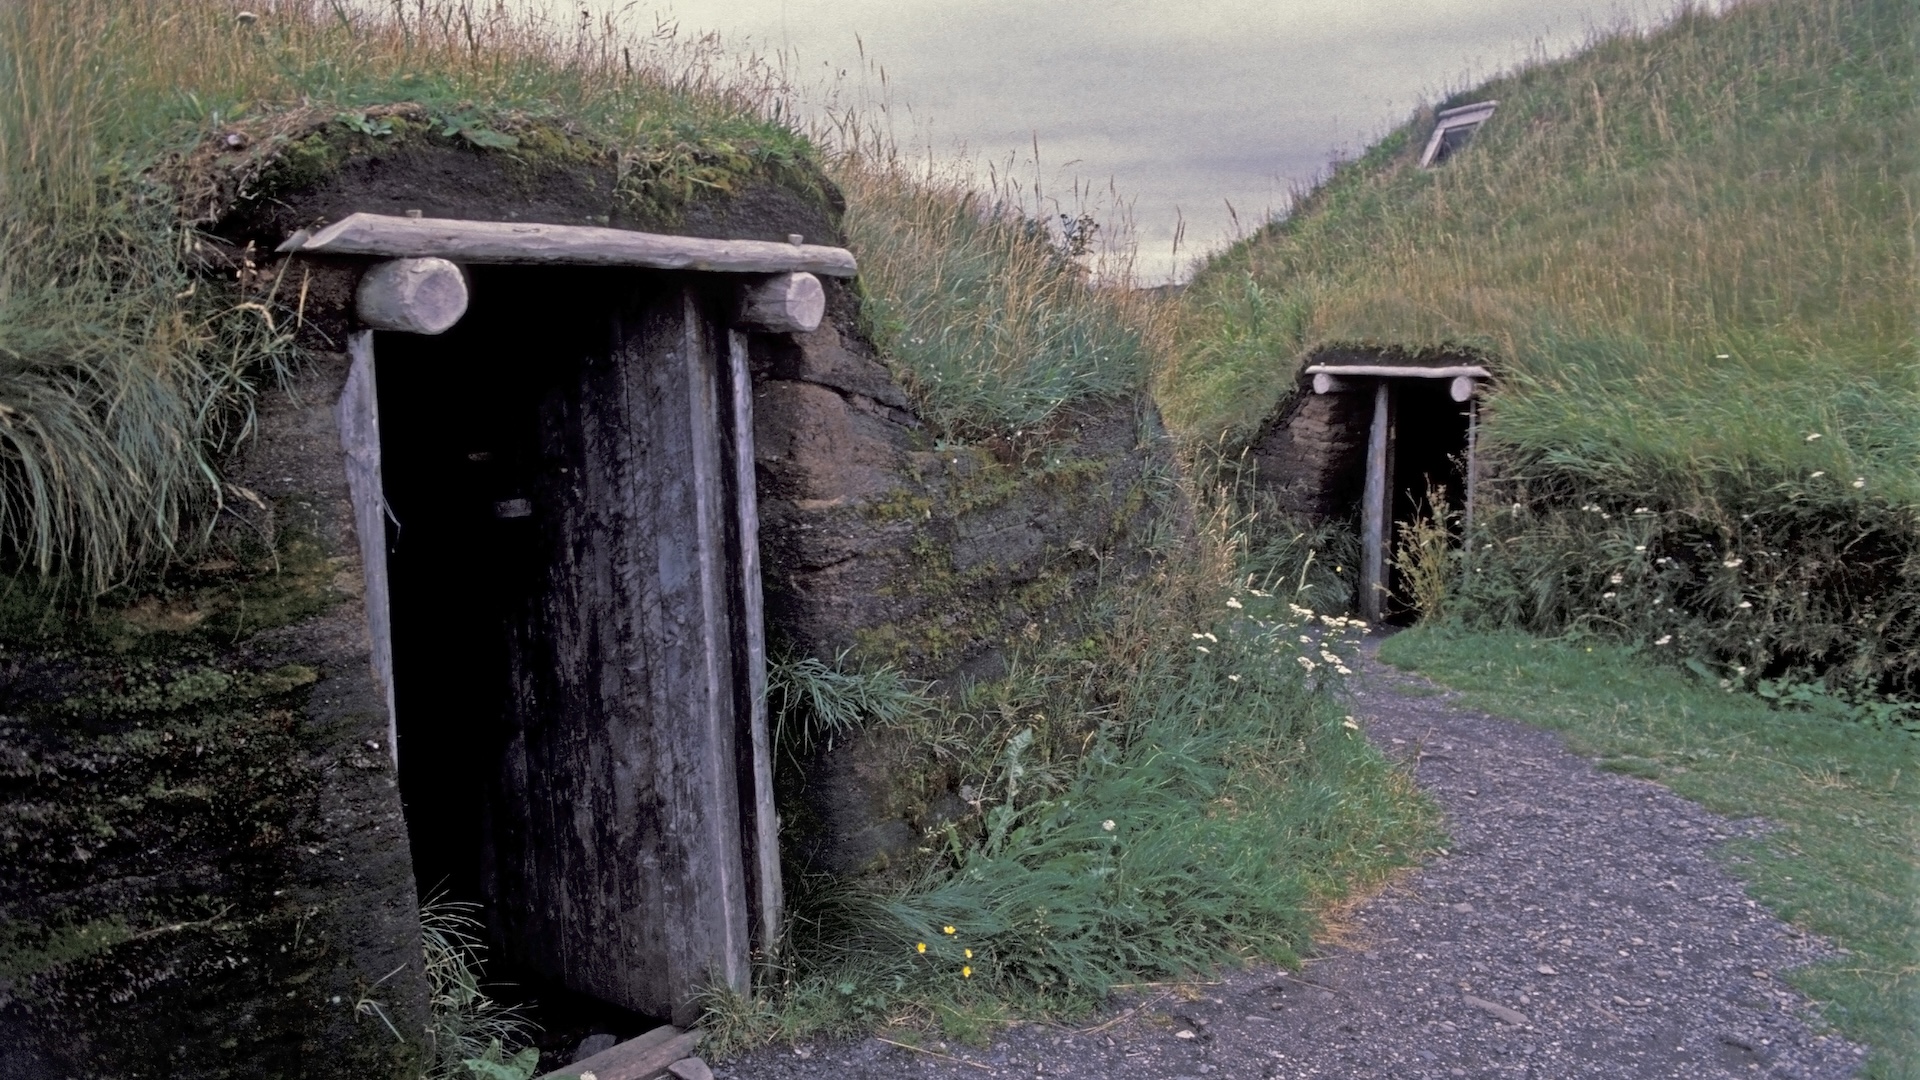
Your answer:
[280,213,859,277]
[1304,363,1492,380]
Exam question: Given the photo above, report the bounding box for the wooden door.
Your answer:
[484,281,753,1025]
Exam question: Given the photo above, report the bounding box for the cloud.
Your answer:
[643,0,1685,279]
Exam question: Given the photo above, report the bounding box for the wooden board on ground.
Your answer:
[536,1025,702,1080]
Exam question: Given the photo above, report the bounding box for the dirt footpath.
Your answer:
[718,645,1867,1079]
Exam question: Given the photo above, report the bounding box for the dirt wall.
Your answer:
[0,356,429,1080]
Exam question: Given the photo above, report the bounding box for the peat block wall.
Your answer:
[0,359,427,1080]
[751,293,1180,873]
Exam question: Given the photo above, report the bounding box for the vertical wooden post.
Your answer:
[336,331,398,765]
[1463,394,1479,549]
[1360,379,1392,625]
[726,329,782,970]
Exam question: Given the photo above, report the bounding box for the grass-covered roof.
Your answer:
[1164,0,1916,509]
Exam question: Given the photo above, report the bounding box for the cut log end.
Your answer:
[355,257,469,335]
[734,272,825,334]
[1312,372,1356,395]
[1449,375,1479,402]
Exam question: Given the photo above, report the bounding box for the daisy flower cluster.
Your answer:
[1193,586,1368,683]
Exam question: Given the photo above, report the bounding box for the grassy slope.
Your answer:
[1166,0,1915,485]
[1380,626,1919,1078]
[1166,0,1918,691]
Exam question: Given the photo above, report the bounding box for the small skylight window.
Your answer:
[1419,101,1498,168]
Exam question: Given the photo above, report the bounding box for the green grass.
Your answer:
[705,592,1436,1051]
[1380,624,1920,1078]
[1165,0,1918,691]
[838,163,1158,439]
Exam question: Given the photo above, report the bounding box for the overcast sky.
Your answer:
[629,0,1685,281]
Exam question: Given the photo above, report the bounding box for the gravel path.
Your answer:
[719,645,1867,1079]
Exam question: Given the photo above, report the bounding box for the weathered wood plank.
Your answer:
[535,1025,702,1080]
[1359,380,1392,625]
[491,281,750,1025]
[335,331,398,765]
[282,213,858,277]
[1304,363,1491,380]
[725,328,782,966]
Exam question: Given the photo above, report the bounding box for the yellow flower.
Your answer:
[962,965,973,978]
[964,948,973,959]
[916,942,927,953]
[943,926,956,935]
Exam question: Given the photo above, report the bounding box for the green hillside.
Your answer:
[1168,0,1918,694]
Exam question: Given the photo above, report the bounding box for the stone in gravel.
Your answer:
[1451,903,1474,913]
[667,1058,714,1080]
[1462,993,1529,1026]
[573,1034,618,1062]
[1537,964,1558,975]
[1174,1030,1196,1040]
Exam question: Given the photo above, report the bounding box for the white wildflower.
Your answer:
[1633,545,1647,553]
[1654,634,1672,646]
[1341,717,1360,730]
[1227,674,1240,682]
[1853,478,1866,489]
[1225,597,1243,609]
[1602,591,1617,599]
[1195,645,1211,654]
[1609,573,1623,585]
[1805,432,1823,441]
[1296,656,1317,672]
[1736,601,1752,609]
[1809,471,1825,479]
[1102,819,1116,832]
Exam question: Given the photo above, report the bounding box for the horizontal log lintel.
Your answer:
[1304,363,1492,380]
[280,213,858,277]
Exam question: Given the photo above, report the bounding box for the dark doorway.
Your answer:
[375,265,767,1025]
[1384,379,1470,623]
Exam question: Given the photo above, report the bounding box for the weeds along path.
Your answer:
[720,641,1869,1079]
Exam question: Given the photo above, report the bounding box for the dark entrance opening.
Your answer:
[373,263,772,1030]
[1383,379,1471,623]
